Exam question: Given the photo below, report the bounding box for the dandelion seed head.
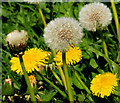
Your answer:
[79,2,112,31]
[57,29,73,41]
[44,17,83,52]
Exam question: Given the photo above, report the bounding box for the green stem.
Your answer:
[73,69,94,102]
[101,34,109,58]
[110,1,120,95]
[98,33,113,71]
[19,54,36,102]
[111,3,120,93]
[111,0,120,63]
[36,4,67,91]
[37,3,47,27]
[40,73,67,98]
[36,3,56,58]
[74,70,91,94]
[111,1,120,43]
[52,70,63,86]
[62,52,73,102]
[102,39,109,58]
[87,94,95,103]
[57,66,67,90]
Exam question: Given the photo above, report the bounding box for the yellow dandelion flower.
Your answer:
[28,75,37,87]
[54,46,82,66]
[10,48,51,75]
[90,72,118,98]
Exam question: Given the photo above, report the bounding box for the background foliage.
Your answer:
[1,2,120,102]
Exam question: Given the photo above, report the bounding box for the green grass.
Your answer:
[1,2,120,103]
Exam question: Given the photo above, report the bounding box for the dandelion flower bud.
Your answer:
[28,75,37,88]
[2,78,14,96]
[79,3,112,31]
[44,17,83,52]
[4,78,12,86]
[26,75,38,94]
[5,30,28,51]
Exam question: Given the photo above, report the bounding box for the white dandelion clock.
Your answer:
[44,17,83,52]
[79,2,112,31]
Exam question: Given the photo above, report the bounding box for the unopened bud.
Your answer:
[26,75,38,94]
[4,78,12,86]
[5,30,28,52]
[28,75,37,88]
[3,78,14,96]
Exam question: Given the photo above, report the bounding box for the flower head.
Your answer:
[54,46,82,66]
[5,30,28,51]
[28,75,37,87]
[90,72,118,98]
[44,17,83,52]
[79,3,112,31]
[10,48,51,75]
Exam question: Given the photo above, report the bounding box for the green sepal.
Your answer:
[2,83,14,96]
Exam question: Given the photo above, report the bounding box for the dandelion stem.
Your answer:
[72,69,95,103]
[99,30,109,59]
[73,70,91,94]
[100,33,113,71]
[42,77,67,98]
[101,34,109,58]
[111,0,120,94]
[111,1,120,61]
[97,31,115,72]
[39,72,68,98]
[36,3,57,58]
[37,3,47,27]
[57,66,67,90]
[52,70,63,86]
[62,52,74,102]
[52,50,67,90]
[19,54,37,102]
[111,4,120,40]
[36,3,67,92]
[102,40,109,58]
[36,5,67,90]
